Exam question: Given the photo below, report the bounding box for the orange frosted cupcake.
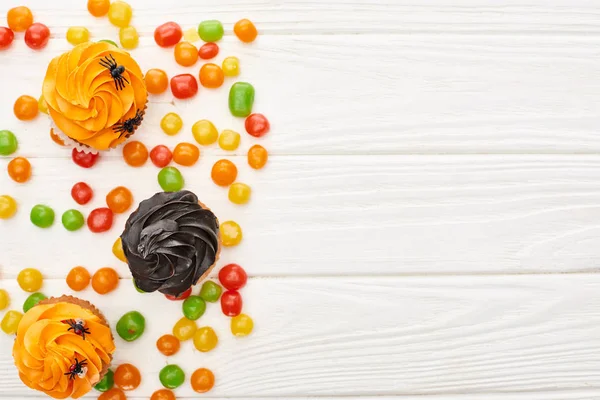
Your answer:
[12,296,115,399]
[42,41,148,152]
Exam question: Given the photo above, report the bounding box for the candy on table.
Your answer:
[193,326,218,352]
[66,266,91,291]
[122,141,148,167]
[229,82,255,117]
[199,281,222,303]
[219,263,248,290]
[221,290,243,316]
[197,20,224,42]
[191,368,215,393]
[156,334,181,356]
[8,157,31,183]
[108,1,132,28]
[170,74,198,99]
[25,23,50,50]
[119,26,139,49]
[198,42,219,60]
[172,142,200,167]
[133,279,145,293]
[211,159,238,187]
[192,119,218,145]
[145,69,169,94]
[30,204,54,228]
[150,145,173,167]
[72,148,100,168]
[17,268,43,292]
[92,267,119,294]
[231,313,254,336]
[159,364,185,389]
[172,317,197,341]
[0,195,17,219]
[71,182,93,205]
[183,27,200,43]
[158,166,185,192]
[218,129,240,151]
[228,182,252,205]
[66,27,90,45]
[112,237,127,262]
[1,310,23,334]
[116,312,145,342]
[7,6,33,32]
[87,0,110,17]
[0,289,9,310]
[221,220,243,246]
[114,363,142,390]
[61,209,85,231]
[154,21,182,47]
[182,295,206,320]
[23,292,46,313]
[98,388,126,400]
[14,95,38,120]
[38,95,48,114]
[165,287,192,301]
[234,19,258,43]
[0,130,18,155]
[94,369,115,392]
[199,63,224,88]
[174,41,198,67]
[87,207,114,233]
[248,144,268,169]
[0,27,15,50]
[222,56,240,77]
[246,113,271,137]
[151,388,176,400]
[106,186,133,214]
[161,112,183,135]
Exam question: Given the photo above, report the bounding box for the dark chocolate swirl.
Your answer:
[121,191,219,297]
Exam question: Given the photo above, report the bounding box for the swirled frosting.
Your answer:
[13,299,115,399]
[121,191,220,297]
[42,42,147,150]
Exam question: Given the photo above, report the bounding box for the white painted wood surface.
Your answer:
[0,0,599,398]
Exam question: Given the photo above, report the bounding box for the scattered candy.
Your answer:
[183,27,200,43]
[108,1,133,28]
[98,388,126,400]
[116,312,145,342]
[114,363,141,391]
[106,186,133,214]
[87,207,114,233]
[154,22,182,47]
[172,317,197,341]
[72,149,99,168]
[94,369,115,392]
[145,69,169,94]
[17,268,43,292]
[221,290,243,316]
[61,209,85,231]
[1,310,23,334]
[91,267,119,294]
[247,144,268,169]
[182,295,206,320]
[231,313,254,336]
[150,145,173,167]
[30,204,54,228]
[174,41,198,67]
[133,280,145,293]
[161,112,183,135]
[170,74,198,99]
[23,292,46,313]
[71,182,93,205]
[218,129,240,151]
[38,96,48,114]
[158,166,185,192]
[88,0,110,17]
[246,113,270,137]
[211,159,237,187]
[112,237,127,263]
[14,95,38,120]
[156,334,180,356]
[219,263,248,290]
[122,141,148,167]
[199,281,222,303]
[191,368,215,393]
[159,364,185,389]
[228,183,252,205]
[198,42,219,60]
[234,19,258,43]
[0,195,17,219]
[197,20,224,42]
[0,27,15,50]
[199,63,224,88]
[173,142,200,166]
[192,119,218,145]
[165,287,192,301]
[119,26,139,49]
[66,266,91,291]
[66,27,90,45]
[7,6,33,32]
[25,23,50,50]
[193,326,218,352]
[151,389,176,400]
[8,157,32,183]
[222,56,240,77]
[221,220,243,246]
[229,82,255,117]
[0,130,17,156]
[0,289,9,310]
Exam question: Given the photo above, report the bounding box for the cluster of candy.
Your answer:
[0,6,50,50]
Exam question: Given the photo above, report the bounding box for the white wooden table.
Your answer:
[1,1,600,399]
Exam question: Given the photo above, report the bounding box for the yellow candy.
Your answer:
[38,96,48,114]
[192,120,218,146]
[0,195,17,219]
[0,289,10,310]
[218,129,240,151]
[221,221,243,247]
[66,26,90,45]
[184,27,200,43]
[17,268,43,292]
[119,26,139,49]
[161,113,183,136]
[193,326,218,352]
[112,237,127,263]
[172,317,197,341]
[231,313,254,336]
[222,57,240,77]
[228,183,251,205]
[108,1,132,28]
[1,310,23,334]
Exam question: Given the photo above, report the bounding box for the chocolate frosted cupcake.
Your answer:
[121,191,220,297]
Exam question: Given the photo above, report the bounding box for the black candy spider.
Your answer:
[64,358,88,380]
[99,54,129,91]
[113,109,145,138]
[62,318,90,340]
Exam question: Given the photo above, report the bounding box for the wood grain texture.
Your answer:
[1,275,600,397]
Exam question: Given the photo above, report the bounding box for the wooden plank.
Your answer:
[1,275,600,397]
[1,155,600,278]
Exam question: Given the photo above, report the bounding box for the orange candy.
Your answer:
[7,6,33,32]
[211,159,237,187]
[172,142,200,167]
[8,157,31,183]
[114,363,141,391]
[151,389,176,400]
[247,145,268,169]
[106,186,133,214]
[14,95,39,121]
[174,42,198,67]
[156,334,181,356]
[145,69,169,94]
[233,19,258,43]
[123,141,148,167]
[66,266,91,291]
[98,388,127,400]
[91,267,119,295]
[191,368,215,393]
[199,63,224,89]
[87,0,110,17]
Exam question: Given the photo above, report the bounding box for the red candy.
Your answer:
[245,113,270,137]
[221,290,242,316]
[165,287,192,301]
[150,145,173,168]
[170,74,198,99]
[0,27,15,50]
[72,149,99,168]
[24,23,50,50]
[71,182,93,205]
[87,207,114,233]
[198,42,219,60]
[154,22,182,47]
[218,264,247,291]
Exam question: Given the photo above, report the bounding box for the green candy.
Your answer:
[100,39,118,47]
[182,295,206,320]
[61,209,85,231]
[94,369,114,392]
[199,281,222,303]
[116,311,145,342]
[0,130,18,156]
[197,20,224,42]
[23,292,46,312]
[229,82,255,117]
[159,364,185,389]
[133,279,146,294]
[30,205,55,228]
[158,167,184,192]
